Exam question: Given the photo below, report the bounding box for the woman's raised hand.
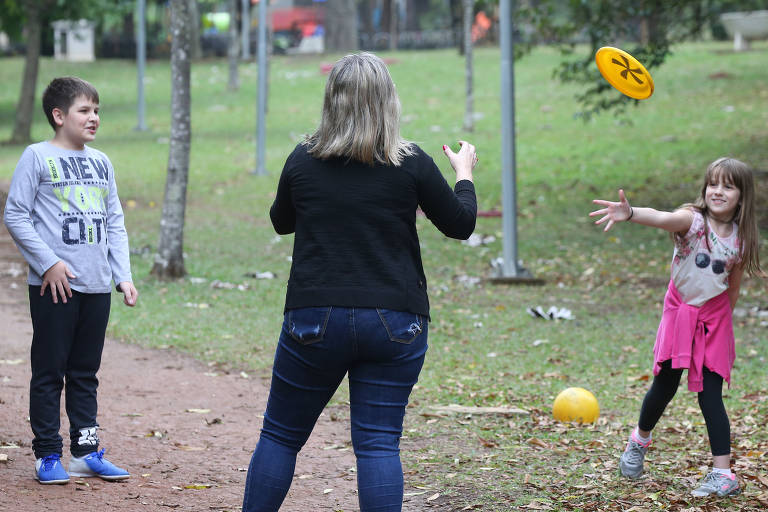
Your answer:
[443,141,477,183]
[590,189,633,232]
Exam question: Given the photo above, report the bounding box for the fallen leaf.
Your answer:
[426,493,440,502]
[527,438,549,449]
[175,444,205,451]
[520,500,552,510]
[183,483,212,489]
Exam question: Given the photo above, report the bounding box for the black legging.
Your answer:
[637,360,730,456]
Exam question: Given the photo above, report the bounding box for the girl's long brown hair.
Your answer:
[684,157,763,277]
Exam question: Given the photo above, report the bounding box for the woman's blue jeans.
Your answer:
[242,307,428,512]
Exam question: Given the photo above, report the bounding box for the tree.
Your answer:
[533,0,768,118]
[462,0,474,131]
[389,0,398,50]
[188,0,202,59]
[324,0,358,51]
[151,0,192,279]
[227,0,240,91]
[2,0,134,144]
[8,0,46,144]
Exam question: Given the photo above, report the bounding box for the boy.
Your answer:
[3,77,138,484]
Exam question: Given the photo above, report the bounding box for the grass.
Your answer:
[1,41,767,510]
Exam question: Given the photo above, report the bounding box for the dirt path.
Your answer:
[0,193,427,511]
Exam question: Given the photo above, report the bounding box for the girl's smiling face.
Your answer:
[705,175,741,222]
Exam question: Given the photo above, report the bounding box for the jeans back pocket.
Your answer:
[286,307,332,345]
[376,309,424,344]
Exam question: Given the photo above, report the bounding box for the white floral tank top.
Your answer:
[670,210,740,307]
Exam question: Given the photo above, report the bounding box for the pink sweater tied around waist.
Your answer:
[653,280,735,392]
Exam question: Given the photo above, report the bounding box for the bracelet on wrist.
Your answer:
[627,207,634,221]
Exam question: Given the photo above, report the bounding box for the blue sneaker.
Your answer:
[68,449,130,481]
[35,454,70,484]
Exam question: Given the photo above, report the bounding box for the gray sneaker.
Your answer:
[619,437,650,479]
[691,471,740,497]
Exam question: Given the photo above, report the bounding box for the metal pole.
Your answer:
[493,0,537,282]
[253,0,268,175]
[241,0,251,59]
[135,0,147,131]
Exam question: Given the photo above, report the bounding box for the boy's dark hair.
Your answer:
[41,77,99,130]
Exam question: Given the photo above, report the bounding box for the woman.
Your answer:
[243,52,477,512]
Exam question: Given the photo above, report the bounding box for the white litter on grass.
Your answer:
[462,233,496,247]
[245,271,276,280]
[211,280,250,290]
[183,302,210,309]
[0,266,24,278]
[455,274,481,287]
[526,306,573,321]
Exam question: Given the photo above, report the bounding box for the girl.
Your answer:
[590,157,763,497]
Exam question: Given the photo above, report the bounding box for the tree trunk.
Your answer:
[359,0,374,39]
[388,0,398,50]
[9,0,42,145]
[325,0,358,52]
[151,0,192,279]
[451,0,463,55]
[462,0,473,131]
[188,0,202,59]
[227,0,240,91]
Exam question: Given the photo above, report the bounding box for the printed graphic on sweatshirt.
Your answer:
[46,156,110,246]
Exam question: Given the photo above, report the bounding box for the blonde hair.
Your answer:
[685,157,763,277]
[305,52,414,166]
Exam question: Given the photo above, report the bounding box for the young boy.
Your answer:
[3,77,138,484]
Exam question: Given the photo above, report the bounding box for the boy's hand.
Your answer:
[118,281,138,307]
[41,261,76,304]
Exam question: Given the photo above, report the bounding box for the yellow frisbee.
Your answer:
[595,47,654,100]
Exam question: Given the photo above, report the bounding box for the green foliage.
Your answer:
[0,0,24,39]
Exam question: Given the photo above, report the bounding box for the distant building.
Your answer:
[52,20,95,62]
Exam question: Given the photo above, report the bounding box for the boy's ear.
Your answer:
[51,107,65,127]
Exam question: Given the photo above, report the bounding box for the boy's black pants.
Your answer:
[28,285,111,459]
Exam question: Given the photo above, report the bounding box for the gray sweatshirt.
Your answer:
[3,141,132,293]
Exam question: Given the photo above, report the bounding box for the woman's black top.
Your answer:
[270,143,477,317]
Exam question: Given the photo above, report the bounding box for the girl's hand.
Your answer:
[590,189,633,232]
[118,281,138,307]
[41,261,76,304]
[443,141,477,183]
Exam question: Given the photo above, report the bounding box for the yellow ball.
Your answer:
[552,387,600,424]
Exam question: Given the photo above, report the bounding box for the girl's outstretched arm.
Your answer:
[590,189,694,234]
